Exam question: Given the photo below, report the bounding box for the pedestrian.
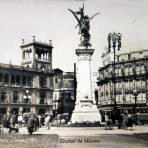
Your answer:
[38,114,42,128]
[10,114,17,128]
[27,116,35,135]
[23,113,28,127]
[127,114,133,130]
[105,113,112,130]
[3,116,19,133]
[45,115,51,129]
[18,114,24,128]
[118,114,123,129]
[122,113,128,129]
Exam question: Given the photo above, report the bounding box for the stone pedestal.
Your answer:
[71,48,101,123]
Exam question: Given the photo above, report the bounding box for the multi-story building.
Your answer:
[53,69,76,120]
[0,38,54,115]
[97,49,148,115]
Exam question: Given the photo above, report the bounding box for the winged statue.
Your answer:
[68,4,100,47]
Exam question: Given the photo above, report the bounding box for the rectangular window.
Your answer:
[13,91,19,103]
[136,66,140,74]
[22,76,26,86]
[116,94,120,103]
[129,66,133,75]
[40,76,47,88]
[141,80,145,89]
[128,54,131,60]
[125,67,128,76]
[55,78,58,83]
[126,93,130,103]
[118,68,121,76]
[136,80,141,89]
[141,65,145,74]
[129,80,133,89]
[117,56,120,62]
[115,68,118,76]
[0,92,6,103]
[125,81,129,89]
[0,73,3,83]
[27,76,32,86]
[16,75,20,85]
[50,78,53,87]
[40,92,46,104]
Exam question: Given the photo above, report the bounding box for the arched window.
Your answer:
[0,92,6,103]
[38,108,45,114]
[27,76,32,86]
[141,64,145,74]
[136,64,140,74]
[22,76,26,86]
[11,74,15,85]
[13,91,19,103]
[23,51,25,59]
[0,73,3,83]
[40,92,46,104]
[23,108,30,113]
[0,108,6,114]
[40,76,47,88]
[11,108,19,114]
[4,74,9,84]
[16,75,20,85]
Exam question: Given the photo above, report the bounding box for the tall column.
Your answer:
[68,5,101,124]
[75,49,94,103]
[71,48,101,123]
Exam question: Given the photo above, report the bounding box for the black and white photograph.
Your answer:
[0,0,148,147]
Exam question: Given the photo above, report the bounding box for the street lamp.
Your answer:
[122,89,125,114]
[23,90,31,113]
[133,89,138,124]
[107,32,122,108]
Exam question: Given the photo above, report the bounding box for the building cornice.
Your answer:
[20,41,53,50]
[0,63,54,75]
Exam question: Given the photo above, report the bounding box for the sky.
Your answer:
[0,0,148,73]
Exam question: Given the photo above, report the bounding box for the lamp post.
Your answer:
[122,89,125,114]
[133,89,138,124]
[57,80,63,115]
[144,57,148,106]
[23,90,31,113]
[107,32,122,109]
[121,59,125,114]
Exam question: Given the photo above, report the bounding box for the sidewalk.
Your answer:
[17,124,148,136]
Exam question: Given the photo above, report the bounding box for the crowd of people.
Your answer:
[0,112,52,134]
[104,111,135,130]
[0,110,139,134]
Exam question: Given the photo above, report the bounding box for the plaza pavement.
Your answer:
[1,125,148,148]
[16,124,148,136]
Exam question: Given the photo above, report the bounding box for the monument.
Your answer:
[68,5,101,123]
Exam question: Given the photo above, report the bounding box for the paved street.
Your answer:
[56,134,148,148]
[39,125,148,148]
[34,125,148,136]
[1,125,148,148]
[6,125,148,148]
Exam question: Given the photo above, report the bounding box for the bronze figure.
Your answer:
[68,4,100,48]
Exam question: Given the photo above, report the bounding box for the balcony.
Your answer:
[39,100,47,105]
[23,99,31,104]
[0,100,6,103]
[12,100,20,103]
[137,100,146,104]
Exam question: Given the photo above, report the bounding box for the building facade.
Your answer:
[0,38,54,115]
[97,49,148,114]
[53,69,76,120]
